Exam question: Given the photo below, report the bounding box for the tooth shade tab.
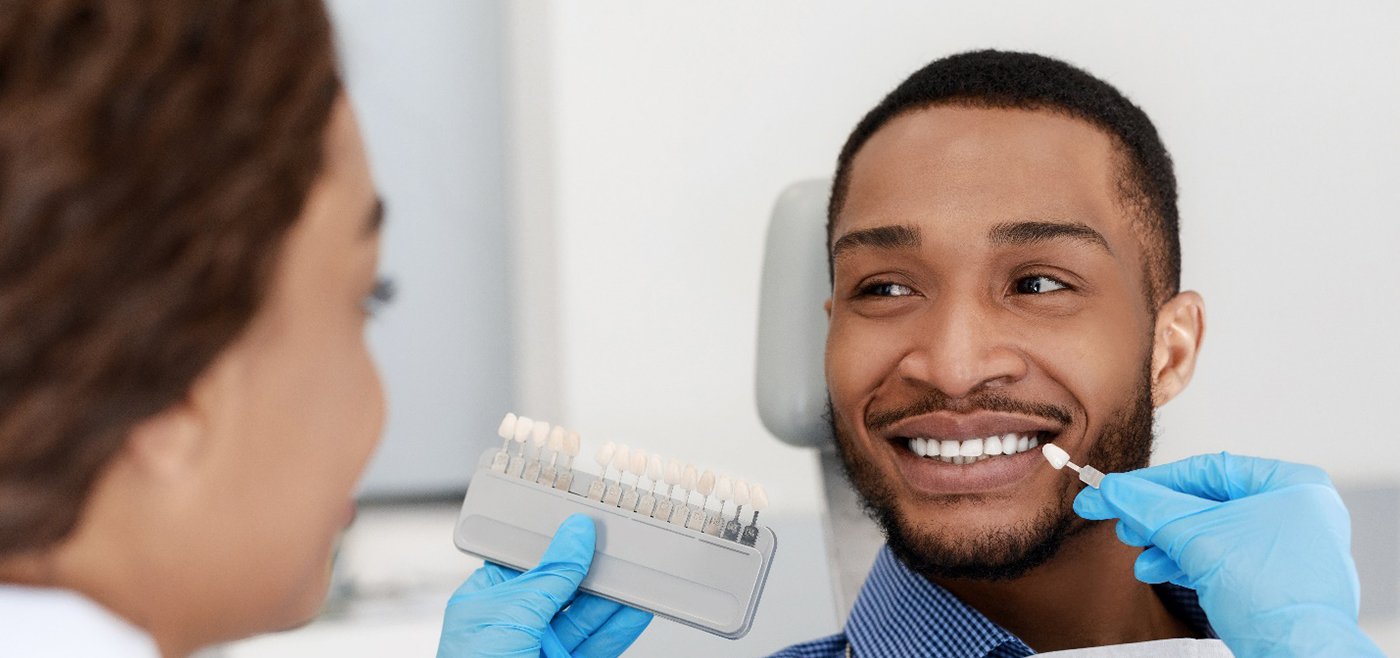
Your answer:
[940,440,959,458]
[750,485,769,511]
[497,413,517,440]
[547,427,565,451]
[646,455,664,481]
[1042,443,1071,470]
[594,441,615,467]
[733,480,751,506]
[664,460,682,485]
[564,432,581,456]
[513,417,534,444]
[611,445,631,472]
[698,470,716,496]
[959,438,983,457]
[682,465,699,490]
[629,450,647,476]
[716,476,733,500]
[531,421,551,446]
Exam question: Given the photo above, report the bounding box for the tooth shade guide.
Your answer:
[484,412,772,546]
[460,421,779,639]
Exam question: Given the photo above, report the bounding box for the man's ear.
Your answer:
[824,297,832,318]
[1150,290,1206,407]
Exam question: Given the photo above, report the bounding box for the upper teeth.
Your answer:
[908,434,1040,464]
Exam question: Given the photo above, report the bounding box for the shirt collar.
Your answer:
[843,546,1216,657]
[844,546,1034,658]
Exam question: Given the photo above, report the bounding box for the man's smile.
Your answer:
[871,410,1070,495]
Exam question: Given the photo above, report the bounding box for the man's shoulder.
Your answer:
[766,633,846,658]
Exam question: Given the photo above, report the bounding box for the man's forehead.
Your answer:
[834,105,1133,249]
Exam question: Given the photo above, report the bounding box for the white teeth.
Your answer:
[908,433,1048,464]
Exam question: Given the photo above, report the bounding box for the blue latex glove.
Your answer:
[436,514,652,658]
[1074,452,1383,658]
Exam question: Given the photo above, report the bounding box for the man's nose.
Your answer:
[894,296,1027,398]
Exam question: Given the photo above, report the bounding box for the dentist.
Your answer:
[0,1,646,656]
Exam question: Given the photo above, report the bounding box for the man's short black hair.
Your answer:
[829,49,1180,308]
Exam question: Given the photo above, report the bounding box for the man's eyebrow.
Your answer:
[362,197,385,238]
[986,220,1111,254]
[831,224,922,259]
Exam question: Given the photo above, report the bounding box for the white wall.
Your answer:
[329,0,512,496]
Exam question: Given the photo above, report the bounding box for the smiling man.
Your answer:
[773,50,1214,656]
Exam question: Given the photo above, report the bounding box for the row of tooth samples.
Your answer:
[585,440,769,547]
[488,413,768,547]
[491,413,581,491]
[907,433,1041,464]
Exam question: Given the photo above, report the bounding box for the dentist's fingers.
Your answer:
[1133,547,1184,584]
[551,594,627,650]
[1120,453,1332,502]
[568,605,653,658]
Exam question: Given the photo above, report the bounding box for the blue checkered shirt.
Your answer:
[769,545,1214,657]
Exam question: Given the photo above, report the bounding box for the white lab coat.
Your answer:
[0,584,159,657]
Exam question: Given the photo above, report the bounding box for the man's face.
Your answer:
[826,105,1159,579]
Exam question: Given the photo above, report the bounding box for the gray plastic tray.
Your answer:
[453,450,777,639]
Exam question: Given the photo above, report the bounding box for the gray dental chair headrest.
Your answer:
[755,179,833,450]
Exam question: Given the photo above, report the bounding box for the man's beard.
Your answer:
[830,364,1155,582]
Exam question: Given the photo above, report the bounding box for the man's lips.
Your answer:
[870,411,1068,495]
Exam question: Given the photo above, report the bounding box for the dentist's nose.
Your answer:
[895,297,1028,398]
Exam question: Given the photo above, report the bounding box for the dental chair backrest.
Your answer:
[755,179,884,620]
[755,179,834,450]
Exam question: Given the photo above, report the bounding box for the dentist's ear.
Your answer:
[1150,291,1205,407]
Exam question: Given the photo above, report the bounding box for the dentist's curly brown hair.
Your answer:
[0,0,340,554]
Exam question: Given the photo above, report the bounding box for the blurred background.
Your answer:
[214,1,1400,655]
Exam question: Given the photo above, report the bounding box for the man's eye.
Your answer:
[1014,275,1069,295]
[859,282,916,297]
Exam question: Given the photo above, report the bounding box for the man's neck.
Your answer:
[933,522,1197,653]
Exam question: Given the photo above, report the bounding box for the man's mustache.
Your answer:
[866,389,1072,433]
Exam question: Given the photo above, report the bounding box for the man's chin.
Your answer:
[881,499,1080,581]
